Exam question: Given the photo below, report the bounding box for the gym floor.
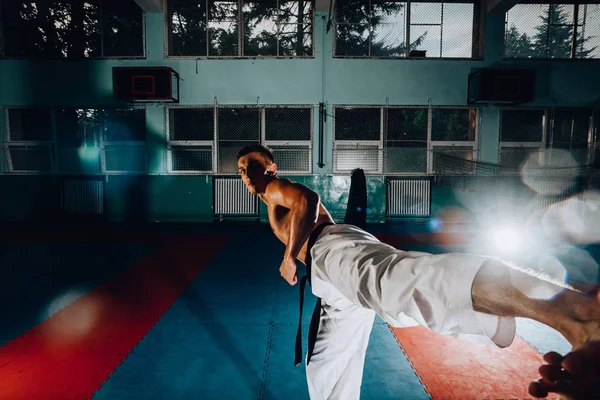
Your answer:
[0,221,594,400]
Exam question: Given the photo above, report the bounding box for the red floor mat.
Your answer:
[391,325,558,400]
[0,235,228,400]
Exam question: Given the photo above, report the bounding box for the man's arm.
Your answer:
[266,179,320,283]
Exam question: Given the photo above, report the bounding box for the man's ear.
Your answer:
[265,163,277,175]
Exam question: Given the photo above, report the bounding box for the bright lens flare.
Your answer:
[489,226,522,255]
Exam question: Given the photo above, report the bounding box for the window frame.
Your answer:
[0,0,146,59]
[164,0,316,59]
[332,104,480,175]
[333,0,483,60]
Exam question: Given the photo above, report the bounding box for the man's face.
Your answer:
[237,152,274,194]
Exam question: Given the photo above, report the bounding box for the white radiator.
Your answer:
[214,177,258,215]
[387,179,431,216]
[63,179,104,214]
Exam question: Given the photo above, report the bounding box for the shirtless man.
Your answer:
[236,144,600,400]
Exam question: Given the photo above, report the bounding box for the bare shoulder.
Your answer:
[265,178,319,206]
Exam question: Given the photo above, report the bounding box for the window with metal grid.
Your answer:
[166,0,314,58]
[499,107,596,168]
[504,3,600,59]
[3,108,55,173]
[166,106,215,173]
[263,106,312,174]
[166,104,312,174]
[333,105,478,174]
[0,0,144,59]
[334,0,479,59]
[333,106,383,173]
[3,106,147,174]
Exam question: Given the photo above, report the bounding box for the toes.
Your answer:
[528,380,548,398]
[562,350,585,375]
[543,351,564,366]
[539,364,568,383]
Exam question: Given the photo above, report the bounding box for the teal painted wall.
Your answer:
[0,10,599,222]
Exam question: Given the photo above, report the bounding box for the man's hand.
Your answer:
[528,341,600,399]
[279,257,298,286]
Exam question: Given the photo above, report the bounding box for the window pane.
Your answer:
[102,0,144,57]
[171,146,213,171]
[269,145,310,172]
[442,3,473,58]
[170,108,214,141]
[337,0,369,24]
[431,109,475,141]
[335,23,370,56]
[410,2,441,25]
[387,108,427,141]
[102,109,146,141]
[208,0,238,56]
[577,5,600,59]
[551,109,591,145]
[168,0,208,56]
[500,109,544,142]
[7,108,53,141]
[56,108,100,147]
[218,108,259,141]
[265,108,311,141]
[335,108,380,141]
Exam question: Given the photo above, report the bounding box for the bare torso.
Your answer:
[267,203,334,264]
[261,181,334,264]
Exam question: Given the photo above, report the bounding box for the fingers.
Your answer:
[539,364,569,383]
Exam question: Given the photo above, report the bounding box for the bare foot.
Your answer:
[549,284,600,347]
[528,340,600,399]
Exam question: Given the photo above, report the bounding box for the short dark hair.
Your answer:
[236,144,274,163]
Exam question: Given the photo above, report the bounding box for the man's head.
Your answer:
[236,144,277,195]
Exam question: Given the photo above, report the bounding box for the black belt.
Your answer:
[294,222,334,367]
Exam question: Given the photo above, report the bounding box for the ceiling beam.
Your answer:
[487,0,520,13]
[134,0,163,13]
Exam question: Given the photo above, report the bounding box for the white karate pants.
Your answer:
[304,224,520,400]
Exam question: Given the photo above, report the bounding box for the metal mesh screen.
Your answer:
[167,0,313,58]
[334,0,476,58]
[168,108,214,141]
[6,108,53,141]
[6,145,53,172]
[104,145,146,173]
[102,108,146,142]
[263,106,312,173]
[170,146,213,172]
[0,0,144,58]
[218,107,260,173]
[334,144,382,172]
[269,145,311,172]
[385,107,427,173]
[505,3,600,59]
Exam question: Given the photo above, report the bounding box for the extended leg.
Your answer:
[472,257,600,347]
[306,300,376,400]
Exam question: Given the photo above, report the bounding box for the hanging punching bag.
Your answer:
[344,168,367,229]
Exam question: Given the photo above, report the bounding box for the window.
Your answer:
[334,0,479,58]
[3,107,146,174]
[499,107,595,168]
[167,0,314,58]
[504,3,600,59]
[0,0,144,58]
[166,104,313,174]
[333,105,478,174]
[263,106,312,173]
[3,108,54,172]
